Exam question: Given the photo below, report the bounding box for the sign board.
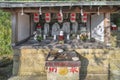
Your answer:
[82,13,87,23]
[70,13,76,23]
[46,61,80,80]
[45,13,51,23]
[47,67,79,80]
[57,13,63,23]
[91,14,104,42]
[34,13,39,23]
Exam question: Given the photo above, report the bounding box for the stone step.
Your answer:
[8,75,47,80]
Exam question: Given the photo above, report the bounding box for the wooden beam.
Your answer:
[104,13,111,45]
[4,6,117,14]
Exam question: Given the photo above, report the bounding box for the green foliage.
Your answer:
[0,10,12,55]
[116,18,120,27]
[37,35,43,42]
[111,14,120,27]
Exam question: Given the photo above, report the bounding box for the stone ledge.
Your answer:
[8,75,47,80]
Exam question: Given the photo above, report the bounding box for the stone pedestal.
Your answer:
[12,48,120,80]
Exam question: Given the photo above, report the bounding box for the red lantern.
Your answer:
[45,13,51,23]
[70,13,76,23]
[34,13,39,23]
[82,13,87,23]
[57,13,63,23]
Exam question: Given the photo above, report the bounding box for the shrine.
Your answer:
[1,1,120,80]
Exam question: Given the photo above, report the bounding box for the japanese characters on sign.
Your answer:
[57,13,63,23]
[45,13,51,23]
[70,13,76,23]
[82,13,87,23]
[47,67,79,74]
[46,61,80,67]
[47,67,80,80]
[34,13,39,23]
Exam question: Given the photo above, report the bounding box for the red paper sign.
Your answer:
[70,67,79,73]
[45,13,51,23]
[82,13,87,23]
[70,13,76,23]
[57,13,63,23]
[34,13,39,23]
[48,67,57,73]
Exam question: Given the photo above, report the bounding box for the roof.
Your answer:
[0,1,120,8]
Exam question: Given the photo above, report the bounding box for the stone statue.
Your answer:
[52,23,60,40]
[62,21,70,34]
[62,21,70,40]
[43,23,50,40]
[52,23,60,36]
[36,23,42,34]
[72,22,78,34]
[44,23,50,35]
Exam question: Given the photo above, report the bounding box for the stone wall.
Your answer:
[75,49,109,80]
[13,48,50,76]
[13,48,120,80]
[109,49,120,80]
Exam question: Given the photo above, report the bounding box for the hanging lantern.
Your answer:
[70,13,76,23]
[82,13,87,23]
[45,13,51,23]
[57,7,63,23]
[57,13,63,23]
[34,13,39,23]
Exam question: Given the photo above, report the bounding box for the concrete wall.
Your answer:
[18,13,30,41]
[13,48,120,80]
[11,31,117,80]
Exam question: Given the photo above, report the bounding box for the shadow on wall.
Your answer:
[116,30,120,47]
[76,52,89,80]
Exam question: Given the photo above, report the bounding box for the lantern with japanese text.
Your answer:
[70,13,76,23]
[57,13,63,23]
[82,13,87,23]
[34,13,39,23]
[45,13,51,23]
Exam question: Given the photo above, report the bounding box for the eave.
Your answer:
[0,1,120,8]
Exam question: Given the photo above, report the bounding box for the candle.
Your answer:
[53,35,57,40]
[67,34,70,40]
[77,35,80,40]
[43,35,46,40]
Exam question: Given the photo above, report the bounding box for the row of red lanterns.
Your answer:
[34,13,87,23]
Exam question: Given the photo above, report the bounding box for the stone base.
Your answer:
[12,48,120,80]
[109,49,120,80]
